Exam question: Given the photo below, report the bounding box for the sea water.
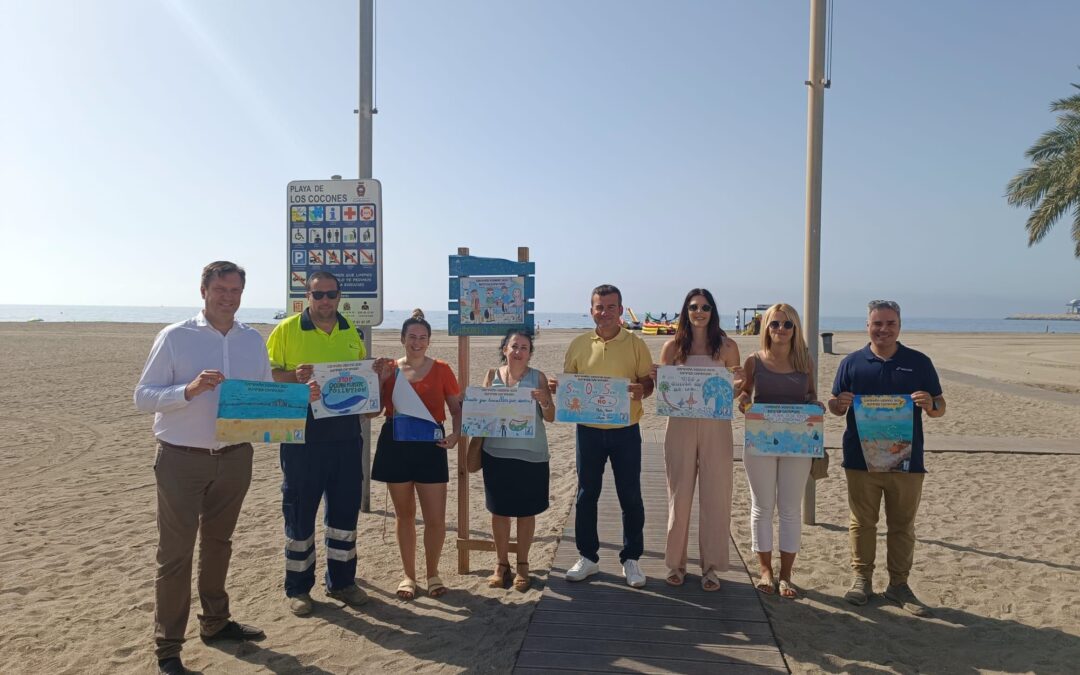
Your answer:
[2,305,1079,333]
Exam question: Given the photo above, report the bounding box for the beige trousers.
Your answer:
[154,441,253,660]
[663,418,733,575]
[845,468,924,585]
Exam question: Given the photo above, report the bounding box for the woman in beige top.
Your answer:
[652,288,740,591]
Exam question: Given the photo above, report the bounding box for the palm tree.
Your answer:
[1005,82,1080,258]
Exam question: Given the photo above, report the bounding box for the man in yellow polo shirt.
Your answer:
[267,271,387,616]
[560,284,654,587]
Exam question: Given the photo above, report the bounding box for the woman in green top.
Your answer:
[480,330,555,591]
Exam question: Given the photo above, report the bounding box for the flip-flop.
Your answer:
[701,569,721,592]
[396,578,417,601]
[665,570,686,587]
[427,575,448,598]
[756,574,777,595]
[778,579,799,599]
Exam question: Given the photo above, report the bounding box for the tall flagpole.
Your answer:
[802,0,827,525]
[358,0,375,512]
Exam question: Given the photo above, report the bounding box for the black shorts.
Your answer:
[371,419,449,484]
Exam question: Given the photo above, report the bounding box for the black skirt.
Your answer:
[481,451,550,517]
[371,420,449,484]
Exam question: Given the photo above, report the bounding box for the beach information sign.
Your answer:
[744,403,825,457]
[310,360,381,419]
[448,255,535,336]
[655,366,734,420]
[287,179,382,327]
[215,379,310,444]
[461,386,537,438]
[852,394,915,472]
[555,374,630,426]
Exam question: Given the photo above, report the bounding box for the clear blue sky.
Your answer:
[2,0,1078,319]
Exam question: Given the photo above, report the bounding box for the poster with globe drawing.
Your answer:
[744,403,825,457]
[655,366,734,420]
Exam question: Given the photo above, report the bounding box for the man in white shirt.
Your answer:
[134,261,271,675]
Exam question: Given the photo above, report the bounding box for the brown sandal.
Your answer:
[488,562,511,589]
[513,562,531,592]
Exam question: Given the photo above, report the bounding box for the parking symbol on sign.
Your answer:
[292,250,306,266]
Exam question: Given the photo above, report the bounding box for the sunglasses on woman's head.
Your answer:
[310,290,340,300]
[769,320,795,330]
[688,303,712,312]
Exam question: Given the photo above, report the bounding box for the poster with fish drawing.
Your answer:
[310,361,381,419]
[555,374,630,425]
[656,366,734,420]
[744,404,824,457]
[461,387,536,438]
[853,394,914,472]
[215,379,309,443]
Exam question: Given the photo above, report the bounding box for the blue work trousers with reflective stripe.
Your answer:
[280,438,363,597]
[574,423,644,564]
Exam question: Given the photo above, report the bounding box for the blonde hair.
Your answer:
[760,303,811,374]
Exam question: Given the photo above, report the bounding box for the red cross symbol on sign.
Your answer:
[343,207,357,220]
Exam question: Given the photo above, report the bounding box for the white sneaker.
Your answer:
[565,556,600,582]
[622,559,646,588]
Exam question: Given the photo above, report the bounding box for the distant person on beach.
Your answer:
[829,299,946,616]
[735,303,820,598]
[557,284,654,587]
[371,309,462,600]
[265,271,392,616]
[134,261,287,675]
[653,288,740,591]
[479,330,555,591]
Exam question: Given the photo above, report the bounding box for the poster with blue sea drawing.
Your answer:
[656,366,734,420]
[215,379,309,443]
[853,394,914,472]
[555,374,630,425]
[461,387,536,438]
[310,360,380,419]
[744,404,824,457]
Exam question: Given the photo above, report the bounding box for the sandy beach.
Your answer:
[0,323,1078,673]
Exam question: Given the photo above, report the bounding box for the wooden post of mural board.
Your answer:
[453,247,534,574]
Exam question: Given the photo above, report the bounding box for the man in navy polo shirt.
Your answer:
[828,300,946,616]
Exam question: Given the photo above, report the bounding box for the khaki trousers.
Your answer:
[845,468,924,586]
[154,441,253,660]
[663,418,732,575]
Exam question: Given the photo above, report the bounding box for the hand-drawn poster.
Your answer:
[310,360,381,419]
[555,374,630,426]
[215,379,309,443]
[744,404,825,457]
[655,366,734,420]
[853,394,914,472]
[461,386,536,438]
[459,276,526,325]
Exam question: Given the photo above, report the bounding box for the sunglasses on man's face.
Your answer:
[688,303,712,312]
[309,290,340,300]
[769,320,795,330]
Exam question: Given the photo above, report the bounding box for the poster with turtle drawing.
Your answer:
[555,374,630,425]
[655,366,734,420]
[744,403,825,457]
[461,386,536,438]
[853,394,915,472]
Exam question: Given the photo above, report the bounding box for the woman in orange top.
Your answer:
[371,310,462,600]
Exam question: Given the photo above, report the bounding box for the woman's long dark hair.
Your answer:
[672,288,726,364]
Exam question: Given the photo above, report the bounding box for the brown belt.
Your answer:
[158,439,249,456]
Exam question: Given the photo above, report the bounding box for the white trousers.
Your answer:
[742,453,811,553]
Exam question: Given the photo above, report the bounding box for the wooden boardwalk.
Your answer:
[514,441,787,674]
